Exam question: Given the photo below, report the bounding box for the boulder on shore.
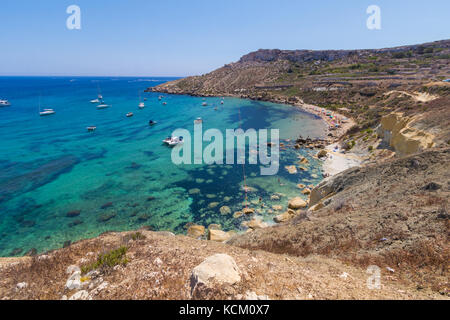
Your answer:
[274,210,296,223]
[187,225,205,238]
[317,150,328,158]
[288,197,307,209]
[208,229,233,242]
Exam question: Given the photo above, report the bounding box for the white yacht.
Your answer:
[40,108,55,116]
[96,103,110,109]
[0,99,11,107]
[138,102,145,109]
[162,136,184,147]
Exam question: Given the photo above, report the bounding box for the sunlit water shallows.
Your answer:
[0,77,326,256]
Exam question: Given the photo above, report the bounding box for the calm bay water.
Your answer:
[0,76,326,256]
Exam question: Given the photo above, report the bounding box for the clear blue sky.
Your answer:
[0,0,449,77]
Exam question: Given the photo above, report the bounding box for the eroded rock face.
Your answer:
[190,254,241,294]
[377,112,435,156]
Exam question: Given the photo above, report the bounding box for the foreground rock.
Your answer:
[190,254,241,294]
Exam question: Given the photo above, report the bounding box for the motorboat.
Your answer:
[149,120,157,126]
[138,102,145,109]
[0,99,11,106]
[202,102,208,106]
[162,136,183,146]
[87,126,96,132]
[97,104,110,109]
[158,96,162,101]
[220,100,224,105]
[39,108,55,116]
[194,117,203,124]
[126,112,133,117]
[162,102,167,105]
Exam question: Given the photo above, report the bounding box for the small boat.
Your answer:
[39,108,55,116]
[220,100,224,105]
[162,136,183,146]
[194,117,203,124]
[126,112,133,117]
[0,99,11,106]
[202,102,208,106]
[90,98,100,103]
[97,104,110,109]
[162,102,167,105]
[138,102,145,109]
[87,126,96,132]
[149,120,157,126]
[158,96,162,101]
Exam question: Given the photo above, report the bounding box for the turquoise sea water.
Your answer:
[0,76,326,256]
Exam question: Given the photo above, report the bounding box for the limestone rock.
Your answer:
[187,225,205,238]
[272,205,283,211]
[190,254,241,293]
[219,206,231,215]
[288,197,307,209]
[285,165,298,174]
[274,210,296,223]
[69,290,90,300]
[301,188,311,195]
[208,229,233,242]
[242,207,254,215]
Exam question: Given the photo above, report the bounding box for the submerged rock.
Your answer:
[188,188,201,195]
[233,211,243,219]
[66,210,81,218]
[219,206,231,215]
[97,212,116,222]
[242,207,254,215]
[100,202,113,209]
[285,165,298,174]
[208,202,219,209]
[272,205,283,211]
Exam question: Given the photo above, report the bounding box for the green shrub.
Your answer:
[368,145,374,152]
[81,246,128,274]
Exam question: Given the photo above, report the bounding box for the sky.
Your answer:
[0,0,449,77]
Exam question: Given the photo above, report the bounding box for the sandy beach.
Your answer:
[321,143,363,176]
[295,102,356,139]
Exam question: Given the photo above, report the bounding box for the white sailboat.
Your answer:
[138,91,145,109]
[91,83,103,103]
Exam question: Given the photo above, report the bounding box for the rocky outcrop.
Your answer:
[377,112,435,156]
